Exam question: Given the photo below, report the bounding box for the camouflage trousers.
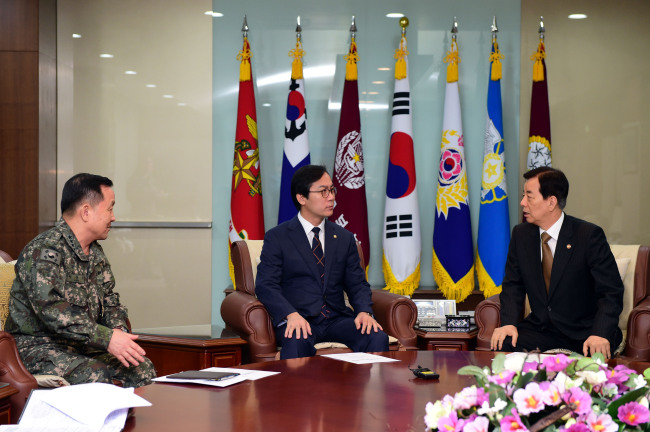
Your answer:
[18,342,156,387]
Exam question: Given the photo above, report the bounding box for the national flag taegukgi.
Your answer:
[278,21,311,224]
[331,26,370,270]
[432,34,475,302]
[527,23,551,170]
[477,33,510,298]
[382,28,421,296]
[229,26,265,288]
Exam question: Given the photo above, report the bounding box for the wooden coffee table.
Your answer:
[126,350,493,432]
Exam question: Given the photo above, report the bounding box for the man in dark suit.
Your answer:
[491,167,623,358]
[255,165,388,359]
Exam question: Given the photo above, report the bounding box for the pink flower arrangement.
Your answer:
[425,353,650,432]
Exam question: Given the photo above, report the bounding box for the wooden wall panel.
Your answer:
[0,0,56,258]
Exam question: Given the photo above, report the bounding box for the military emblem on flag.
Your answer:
[382,19,421,296]
[278,18,311,224]
[477,24,511,298]
[331,18,370,268]
[229,18,265,287]
[527,18,551,170]
[432,25,475,302]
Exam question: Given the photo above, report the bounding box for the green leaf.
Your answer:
[575,357,599,372]
[591,352,605,364]
[491,353,506,374]
[515,372,535,389]
[458,365,487,378]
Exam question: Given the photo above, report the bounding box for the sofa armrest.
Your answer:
[623,296,650,361]
[220,292,276,361]
[0,332,38,423]
[475,294,501,351]
[370,291,418,349]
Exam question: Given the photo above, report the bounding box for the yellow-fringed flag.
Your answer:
[432,37,475,302]
[477,36,510,298]
[278,27,310,224]
[527,38,551,169]
[382,30,421,296]
[331,34,370,269]
[229,34,265,287]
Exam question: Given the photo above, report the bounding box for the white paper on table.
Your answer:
[33,383,150,430]
[321,352,400,364]
[152,367,279,387]
[9,385,137,432]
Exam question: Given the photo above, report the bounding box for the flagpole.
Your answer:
[382,15,421,296]
[278,16,311,223]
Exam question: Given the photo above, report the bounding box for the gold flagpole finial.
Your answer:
[399,16,409,36]
[538,16,545,42]
[451,16,458,42]
[241,15,249,39]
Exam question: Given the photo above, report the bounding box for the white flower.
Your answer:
[463,416,490,432]
[575,370,607,386]
[632,374,647,390]
[639,396,649,409]
[477,398,507,417]
[553,371,583,393]
[424,397,453,430]
[503,353,526,372]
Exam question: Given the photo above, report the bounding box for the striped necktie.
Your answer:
[311,227,324,284]
[541,232,553,293]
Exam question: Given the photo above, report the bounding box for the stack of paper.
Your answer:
[0,382,151,432]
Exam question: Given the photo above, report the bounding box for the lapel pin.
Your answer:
[567,244,571,249]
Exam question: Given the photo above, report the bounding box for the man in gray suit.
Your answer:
[491,167,623,358]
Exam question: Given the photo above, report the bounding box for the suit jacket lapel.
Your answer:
[549,215,574,297]
[287,217,322,282]
[322,220,339,292]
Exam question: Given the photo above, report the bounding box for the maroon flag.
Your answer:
[331,36,370,269]
[526,40,551,169]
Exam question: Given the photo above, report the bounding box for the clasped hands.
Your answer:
[490,325,612,359]
[108,328,147,367]
[284,311,383,339]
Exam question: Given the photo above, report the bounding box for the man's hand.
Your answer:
[108,329,146,367]
[583,335,611,359]
[490,325,518,351]
[354,312,383,334]
[285,312,312,339]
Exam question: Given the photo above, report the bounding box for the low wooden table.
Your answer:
[134,325,247,376]
[415,325,478,351]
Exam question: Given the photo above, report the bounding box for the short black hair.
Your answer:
[290,165,329,210]
[523,167,569,209]
[61,173,114,215]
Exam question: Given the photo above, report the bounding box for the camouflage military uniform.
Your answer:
[5,219,155,387]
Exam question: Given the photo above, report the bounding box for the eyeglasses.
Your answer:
[308,186,337,198]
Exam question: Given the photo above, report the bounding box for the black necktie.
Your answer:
[311,227,324,284]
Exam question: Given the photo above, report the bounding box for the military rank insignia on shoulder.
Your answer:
[39,249,61,265]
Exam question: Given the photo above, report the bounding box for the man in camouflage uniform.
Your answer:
[5,173,155,387]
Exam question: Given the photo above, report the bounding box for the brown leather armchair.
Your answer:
[221,240,419,363]
[474,245,650,361]
[0,250,39,423]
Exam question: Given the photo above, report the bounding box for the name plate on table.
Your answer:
[445,315,470,328]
